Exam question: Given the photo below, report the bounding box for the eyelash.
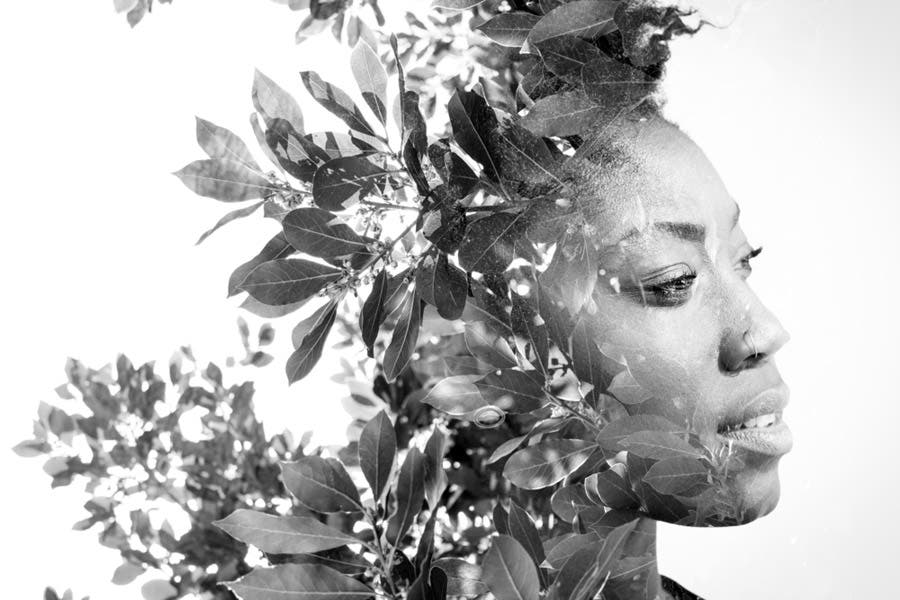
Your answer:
[636,263,697,307]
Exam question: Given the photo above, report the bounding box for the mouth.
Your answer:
[716,385,793,457]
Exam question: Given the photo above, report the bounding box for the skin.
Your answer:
[562,112,791,598]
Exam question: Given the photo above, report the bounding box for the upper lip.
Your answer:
[717,383,790,432]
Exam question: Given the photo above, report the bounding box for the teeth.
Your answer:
[722,413,778,434]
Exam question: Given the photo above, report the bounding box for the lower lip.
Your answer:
[716,420,793,457]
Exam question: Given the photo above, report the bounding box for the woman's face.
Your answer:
[575,115,791,525]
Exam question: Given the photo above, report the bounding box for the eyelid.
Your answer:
[640,262,696,286]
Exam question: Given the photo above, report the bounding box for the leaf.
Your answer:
[252,69,305,134]
[431,0,486,9]
[474,370,546,413]
[487,434,528,465]
[286,300,338,383]
[350,42,388,126]
[427,254,467,320]
[283,207,371,259]
[584,468,639,509]
[111,562,145,585]
[620,431,702,461]
[543,232,600,315]
[382,290,421,382]
[521,91,602,138]
[242,259,341,306]
[544,532,599,569]
[424,428,449,510]
[196,117,261,172]
[12,440,51,457]
[608,368,653,405]
[360,269,389,356]
[535,36,603,80]
[432,558,488,597]
[525,0,619,46]
[228,564,374,600]
[582,54,653,103]
[301,71,376,137]
[214,509,358,554]
[481,535,540,600]
[550,484,594,523]
[357,411,396,503]
[386,447,426,547]
[420,375,484,418]
[195,200,265,245]
[174,159,275,202]
[503,439,598,490]
[488,118,561,191]
[464,321,517,369]
[569,319,618,404]
[507,501,545,571]
[141,580,177,600]
[458,212,528,273]
[313,156,388,211]
[281,456,363,513]
[291,301,337,347]
[447,90,503,189]
[642,456,709,495]
[595,415,683,452]
[477,12,541,47]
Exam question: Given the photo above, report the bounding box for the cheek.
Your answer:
[590,298,723,426]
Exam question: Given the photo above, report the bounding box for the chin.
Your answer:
[728,459,783,525]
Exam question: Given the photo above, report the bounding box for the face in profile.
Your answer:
[568,113,791,526]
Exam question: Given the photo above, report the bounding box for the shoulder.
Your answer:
[660,575,706,600]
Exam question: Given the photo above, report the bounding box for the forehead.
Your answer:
[569,116,738,244]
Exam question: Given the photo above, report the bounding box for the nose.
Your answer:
[719,290,790,374]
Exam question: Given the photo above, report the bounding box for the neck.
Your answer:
[603,517,671,600]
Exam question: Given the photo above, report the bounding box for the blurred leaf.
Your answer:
[313,156,388,211]
[504,439,598,490]
[431,0,486,8]
[214,509,358,553]
[281,456,363,513]
[111,561,145,585]
[12,440,51,457]
[464,321,517,369]
[595,415,683,452]
[252,69,305,133]
[387,447,426,547]
[174,159,275,202]
[196,117,261,172]
[283,207,371,259]
[301,71,376,137]
[642,456,708,495]
[242,259,341,306]
[140,580,177,600]
[620,431,702,461]
[350,42,388,126]
[432,558,488,597]
[482,535,539,600]
[382,290,422,382]
[476,12,540,47]
[358,410,396,504]
[228,564,374,600]
[195,200,264,245]
[286,300,338,383]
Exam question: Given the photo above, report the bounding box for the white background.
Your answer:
[1,0,898,598]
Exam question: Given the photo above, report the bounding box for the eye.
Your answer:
[737,246,762,277]
[633,263,697,308]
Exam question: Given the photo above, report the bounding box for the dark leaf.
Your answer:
[301,71,377,137]
[360,269,389,356]
[228,564,374,600]
[526,0,619,47]
[289,299,335,349]
[350,42,388,126]
[174,159,275,202]
[521,91,602,138]
[281,456,363,513]
[195,200,265,245]
[432,558,487,597]
[424,428,449,510]
[457,212,528,273]
[214,509,358,554]
[196,117,261,172]
[447,90,504,190]
[584,468,639,509]
[507,501,545,571]
[283,207,371,259]
[474,369,546,413]
[535,36,603,80]
[358,410,396,503]
[481,535,540,600]
[620,431,702,461]
[252,69,305,133]
[286,300,338,383]
[476,12,541,47]
[401,91,428,157]
[420,375,483,417]
[569,318,619,402]
[582,54,653,104]
[544,532,599,569]
[313,156,388,211]
[488,118,561,191]
[464,321,516,369]
[487,434,528,465]
[550,484,594,523]
[504,439,598,490]
[243,259,341,306]
[386,447,426,547]
[382,290,422,382]
[642,456,709,495]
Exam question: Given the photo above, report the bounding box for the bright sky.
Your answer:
[1,1,898,598]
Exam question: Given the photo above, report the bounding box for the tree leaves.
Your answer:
[458,212,528,273]
[432,558,488,597]
[585,468,639,509]
[642,456,708,495]
[196,117,261,173]
[386,447,426,547]
[520,91,602,138]
[447,90,502,186]
[286,300,337,383]
[313,156,388,211]
[281,456,363,513]
[504,439,598,490]
[358,410,396,503]
[525,0,620,47]
[481,535,540,600]
[228,564,374,600]
[301,71,376,137]
[252,69,305,133]
[242,259,341,306]
[350,42,388,127]
[382,289,422,382]
[420,375,483,417]
[283,207,372,259]
[477,12,541,47]
[195,200,265,245]
[214,509,358,554]
[507,501,545,572]
[174,159,275,202]
[431,0,487,10]
[474,369,546,413]
[595,415,683,452]
[417,253,468,320]
[620,431,702,461]
[359,269,389,356]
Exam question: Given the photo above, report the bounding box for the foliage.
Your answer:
[100,0,735,599]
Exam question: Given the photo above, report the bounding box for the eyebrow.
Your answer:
[653,221,706,243]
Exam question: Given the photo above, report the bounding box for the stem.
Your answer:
[365,511,400,599]
[543,390,597,430]
[356,218,419,275]
[362,200,419,212]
